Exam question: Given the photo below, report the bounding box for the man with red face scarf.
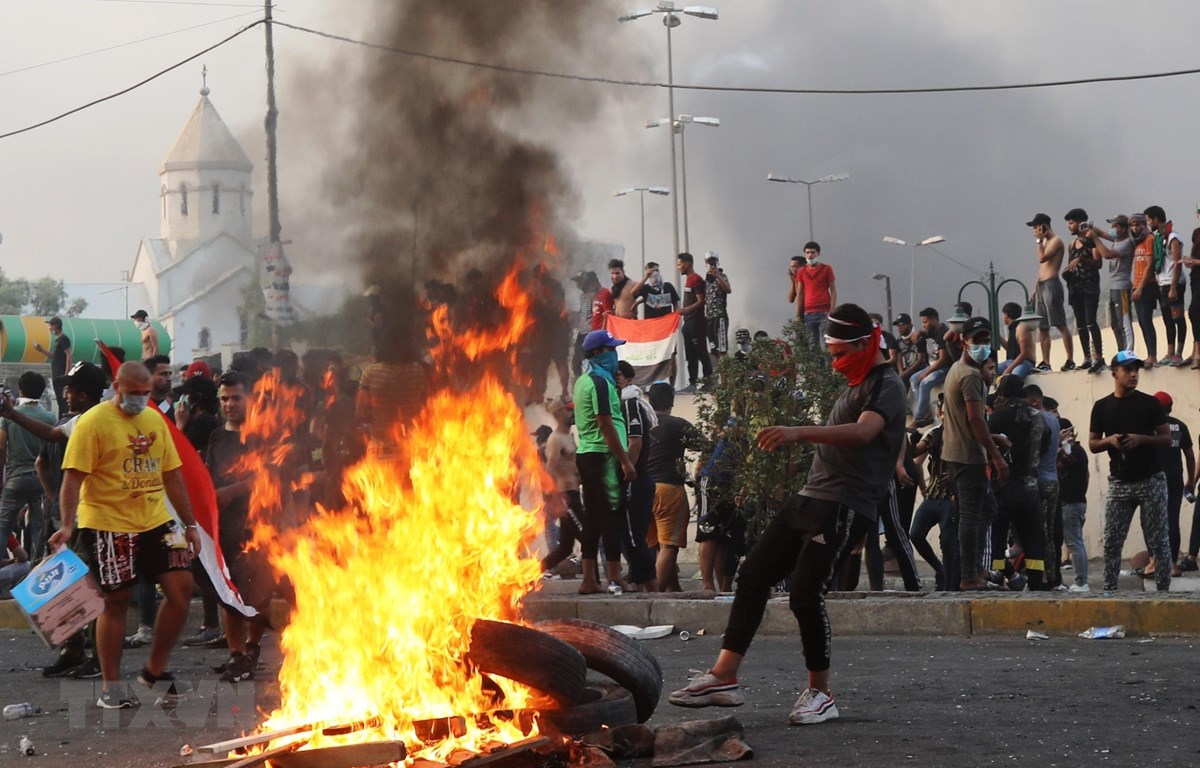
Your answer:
[668,304,905,726]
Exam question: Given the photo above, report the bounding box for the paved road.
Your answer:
[1,628,1198,767]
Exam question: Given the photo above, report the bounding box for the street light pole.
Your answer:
[649,115,717,254]
[766,172,850,242]
[872,273,893,327]
[620,2,718,290]
[882,234,946,319]
[614,186,670,272]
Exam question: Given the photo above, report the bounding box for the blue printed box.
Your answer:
[10,549,105,648]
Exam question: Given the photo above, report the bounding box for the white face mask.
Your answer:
[648,270,662,288]
[119,394,149,416]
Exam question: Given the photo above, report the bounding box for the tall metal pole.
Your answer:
[884,277,893,328]
[909,248,917,320]
[666,22,681,280]
[639,190,647,272]
[806,183,814,242]
[678,123,690,253]
[264,0,281,244]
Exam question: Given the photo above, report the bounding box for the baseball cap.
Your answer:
[1110,350,1144,369]
[735,328,751,343]
[581,329,626,352]
[130,309,149,320]
[1064,208,1088,222]
[45,316,62,329]
[704,250,719,265]
[961,316,991,341]
[185,361,212,380]
[1154,391,1173,410]
[1106,214,1129,226]
[1026,213,1052,227]
[1128,213,1147,223]
[893,312,913,327]
[64,361,106,401]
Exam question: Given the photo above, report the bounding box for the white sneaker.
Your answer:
[789,688,839,725]
[124,625,153,648]
[1068,584,1090,593]
[668,672,744,708]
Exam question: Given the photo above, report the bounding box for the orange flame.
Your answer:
[240,256,552,762]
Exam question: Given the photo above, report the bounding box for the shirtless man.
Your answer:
[609,259,648,320]
[1027,213,1075,371]
[540,400,584,575]
[131,310,160,359]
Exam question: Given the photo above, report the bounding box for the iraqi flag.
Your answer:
[605,313,680,387]
[95,341,259,620]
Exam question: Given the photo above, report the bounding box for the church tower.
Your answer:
[159,77,253,251]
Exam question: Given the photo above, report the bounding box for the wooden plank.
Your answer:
[197,724,316,754]
[224,738,310,768]
[169,758,241,768]
[270,741,407,768]
[321,716,383,736]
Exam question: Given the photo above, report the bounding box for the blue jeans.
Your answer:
[910,499,959,590]
[0,473,46,558]
[913,366,947,421]
[1061,501,1088,587]
[997,359,1032,379]
[803,312,828,352]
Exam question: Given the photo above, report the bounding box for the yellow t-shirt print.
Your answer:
[63,402,182,533]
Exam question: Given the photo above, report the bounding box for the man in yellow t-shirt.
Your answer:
[48,362,200,709]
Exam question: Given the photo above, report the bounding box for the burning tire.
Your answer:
[536,619,663,723]
[467,619,589,706]
[539,683,638,736]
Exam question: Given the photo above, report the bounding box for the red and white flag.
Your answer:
[605,313,680,387]
[95,341,259,620]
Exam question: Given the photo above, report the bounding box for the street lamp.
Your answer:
[872,273,893,328]
[647,115,718,253]
[766,172,850,242]
[613,186,671,272]
[620,1,718,285]
[882,235,946,319]
[956,262,1031,343]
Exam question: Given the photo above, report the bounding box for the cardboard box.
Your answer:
[10,549,105,648]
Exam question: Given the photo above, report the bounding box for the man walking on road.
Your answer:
[668,304,905,726]
[1088,351,1173,591]
[47,362,201,708]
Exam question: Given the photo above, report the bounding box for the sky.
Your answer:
[3,0,1200,333]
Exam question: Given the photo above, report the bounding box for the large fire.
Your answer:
[237,265,551,763]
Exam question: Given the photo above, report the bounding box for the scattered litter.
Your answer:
[1137,637,1156,644]
[1026,630,1050,640]
[610,625,674,640]
[679,631,691,641]
[713,595,734,602]
[179,745,194,757]
[695,629,706,637]
[19,736,34,756]
[1079,625,1126,640]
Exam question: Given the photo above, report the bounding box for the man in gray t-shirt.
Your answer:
[1092,215,1135,353]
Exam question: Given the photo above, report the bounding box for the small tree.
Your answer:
[29,277,67,316]
[693,319,845,541]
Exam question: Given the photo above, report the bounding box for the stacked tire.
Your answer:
[467,619,664,737]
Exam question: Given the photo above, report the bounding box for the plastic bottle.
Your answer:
[19,736,34,756]
[2,704,40,721]
[1079,625,1126,640]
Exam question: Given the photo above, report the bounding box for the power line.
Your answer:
[0,9,264,78]
[91,0,264,7]
[0,20,262,141]
[275,19,1200,96]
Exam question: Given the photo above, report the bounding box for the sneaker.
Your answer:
[911,416,934,428]
[1059,361,1077,372]
[71,656,103,679]
[789,688,839,725]
[1068,584,1090,593]
[96,686,139,710]
[182,626,223,647]
[42,652,85,678]
[677,385,696,395]
[1034,361,1051,372]
[1168,354,1185,367]
[1089,360,1106,374]
[219,653,255,682]
[1052,584,1070,592]
[541,571,561,581]
[124,625,153,648]
[1179,557,1199,573]
[138,668,193,703]
[201,633,229,649]
[668,672,744,708]
[607,582,624,596]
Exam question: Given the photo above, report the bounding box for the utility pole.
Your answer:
[260,0,292,333]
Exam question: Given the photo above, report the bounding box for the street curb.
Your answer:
[5,593,1199,639]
